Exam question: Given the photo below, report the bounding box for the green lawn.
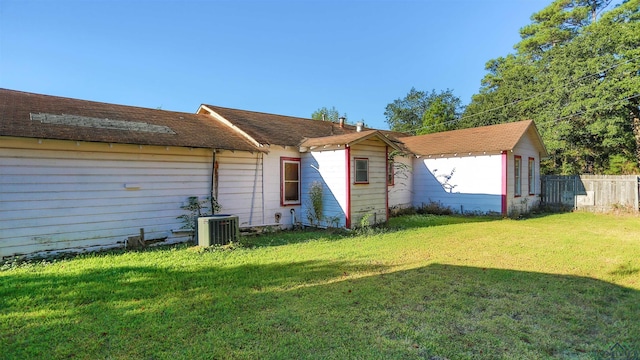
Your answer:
[1,212,639,359]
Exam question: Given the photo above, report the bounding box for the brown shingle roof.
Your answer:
[400,120,548,157]
[201,104,356,146]
[201,104,409,148]
[0,89,261,152]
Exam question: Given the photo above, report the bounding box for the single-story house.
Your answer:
[1,88,547,259]
[0,89,263,258]
[197,105,409,228]
[400,120,548,216]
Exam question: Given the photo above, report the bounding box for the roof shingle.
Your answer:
[400,120,547,157]
[201,104,408,147]
[0,89,261,152]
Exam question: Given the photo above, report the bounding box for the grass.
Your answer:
[1,212,639,359]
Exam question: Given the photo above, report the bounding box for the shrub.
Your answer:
[417,200,453,215]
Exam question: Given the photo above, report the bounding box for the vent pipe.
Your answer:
[356,121,363,132]
[339,116,345,128]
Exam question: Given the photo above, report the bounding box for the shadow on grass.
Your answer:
[1,261,639,359]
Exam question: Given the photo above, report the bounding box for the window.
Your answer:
[514,156,522,197]
[528,157,535,195]
[354,158,369,184]
[387,160,395,186]
[281,157,300,205]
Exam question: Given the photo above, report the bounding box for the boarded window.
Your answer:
[514,156,522,197]
[354,158,369,184]
[281,157,301,205]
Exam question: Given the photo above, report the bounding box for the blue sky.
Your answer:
[1,0,552,130]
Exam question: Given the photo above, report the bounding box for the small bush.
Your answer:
[416,201,453,216]
[388,206,417,217]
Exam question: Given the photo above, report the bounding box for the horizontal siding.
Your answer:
[216,148,302,228]
[350,139,388,226]
[216,152,263,227]
[0,138,263,258]
[412,155,502,214]
[509,138,543,214]
[301,150,346,227]
[388,155,413,210]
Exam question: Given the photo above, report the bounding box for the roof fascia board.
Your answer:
[527,122,549,158]
[419,150,504,159]
[198,105,263,149]
[348,131,403,152]
[300,144,345,153]
[512,122,549,158]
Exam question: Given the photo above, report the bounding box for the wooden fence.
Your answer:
[541,175,640,212]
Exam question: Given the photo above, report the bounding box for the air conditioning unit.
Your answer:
[197,215,240,246]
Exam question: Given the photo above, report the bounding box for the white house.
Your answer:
[0,88,547,259]
[298,130,404,227]
[0,89,263,258]
[400,120,548,216]
[197,105,408,229]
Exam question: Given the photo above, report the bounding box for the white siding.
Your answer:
[0,137,218,258]
[388,154,413,211]
[507,136,543,215]
[350,139,388,226]
[190,147,301,229]
[0,137,284,259]
[300,149,347,227]
[261,148,302,228]
[412,154,503,214]
[216,151,264,226]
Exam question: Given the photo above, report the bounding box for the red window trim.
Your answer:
[280,157,301,206]
[528,157,535,195]
[514,155,522,198]
[354,157,369,184]
[501,151,507,216]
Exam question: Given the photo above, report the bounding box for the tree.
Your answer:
[463,0,640,174]
[311,106,346,122]
[385,88,463,135]
[419,90,463,134]
[516,0,612,56]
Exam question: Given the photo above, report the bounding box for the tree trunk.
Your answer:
[631,103,640,169]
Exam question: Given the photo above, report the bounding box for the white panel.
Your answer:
[261,148,305,227]
[508,134,543,214]
[216,148,302,228]
[412,155,502,214]
[388,154,413,210]
[301,149,346,227]
[0,139,262,258]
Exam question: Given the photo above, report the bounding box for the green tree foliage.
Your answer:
[311,106,346,122]
[420,90,463,134]
[385,88,462,135]
[463,0,640,174]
